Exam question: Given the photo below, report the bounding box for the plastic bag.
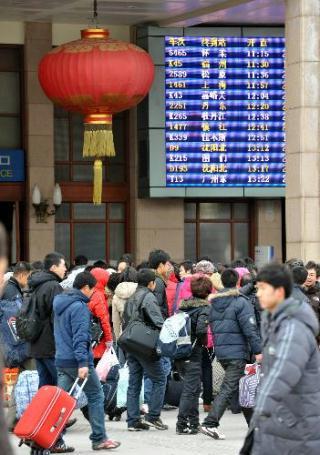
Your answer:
[96,346,119,382]
[116,364,144,408]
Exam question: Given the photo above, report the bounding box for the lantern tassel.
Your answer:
[83,124,115,158]
[93,159,103,205]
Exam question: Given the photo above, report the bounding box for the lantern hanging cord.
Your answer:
[92,0,98,27]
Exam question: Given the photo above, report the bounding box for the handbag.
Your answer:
[96,346,119,382]
[118,291,160,360]
[239,363,261,408]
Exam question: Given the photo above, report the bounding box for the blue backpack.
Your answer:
[157,310,197,360]
[0,298,29,367]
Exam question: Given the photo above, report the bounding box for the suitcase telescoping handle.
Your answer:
[68,377,88,400]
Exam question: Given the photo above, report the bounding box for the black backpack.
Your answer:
[16,292,44,342]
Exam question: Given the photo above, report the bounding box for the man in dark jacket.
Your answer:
[54,272,120,451]
[303,261,320,325]
[29,252,66,387]
[2,262,32,301]
[148,249,171,320]
[123,268,168,431]
[245,264,320,455]
[201,268,262,440]
[176,275,210,435]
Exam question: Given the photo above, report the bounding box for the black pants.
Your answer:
[203,359,246,428]
[176,349,202,428]
[201,347,214,405]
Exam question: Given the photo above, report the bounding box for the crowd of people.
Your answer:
[0,243,320,454]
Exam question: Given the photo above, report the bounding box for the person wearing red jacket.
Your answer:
[89,268,113,362]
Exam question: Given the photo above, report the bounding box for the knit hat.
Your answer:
[195,260,215,275]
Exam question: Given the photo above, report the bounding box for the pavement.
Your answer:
[11,408,247,455]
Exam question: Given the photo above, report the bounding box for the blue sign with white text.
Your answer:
[0,149,25,182]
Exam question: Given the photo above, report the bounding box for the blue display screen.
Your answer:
[165,36,286,187]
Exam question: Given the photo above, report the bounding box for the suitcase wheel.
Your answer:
[30,449,50,455]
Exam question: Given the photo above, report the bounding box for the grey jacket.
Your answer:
[122,286,164,331]
[251,298,320,455]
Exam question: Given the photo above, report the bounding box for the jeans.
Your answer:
[127,354,166,427]
[201,347,214,405]
[57,367,107,444]
[36,358,57,388]
[203,359,247,428]
[144,356,171,406]
[176,348,202,428]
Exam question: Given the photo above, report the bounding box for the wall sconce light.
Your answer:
[32,183,62,223]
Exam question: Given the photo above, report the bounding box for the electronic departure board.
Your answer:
[165,36,286,188]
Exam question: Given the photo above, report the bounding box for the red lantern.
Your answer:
[38,28,154,203]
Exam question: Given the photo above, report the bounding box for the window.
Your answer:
[184,202,252,263]
[55,202,127,264]
[54,108,127,184]
[0,47,22,148]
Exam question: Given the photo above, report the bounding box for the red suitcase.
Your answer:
[14,378,86,451]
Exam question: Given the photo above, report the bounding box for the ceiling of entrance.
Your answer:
[0,0,285,26]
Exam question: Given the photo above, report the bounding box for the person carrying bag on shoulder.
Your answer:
[120,268,168,432]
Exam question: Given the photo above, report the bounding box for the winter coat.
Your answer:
[209,288,261,361]
[251,298,320,455]
[304,284,320,326]
[112,282,137,340]
[154,274,168,319]
[1,277,23,301]
[89,268,112,358]
[122,286,164,332]
[166,273,179,317]
[60,266,85,290]
[28,271,63,359]
[53,289,94,369]
[179,297,210,351]
[240,282,262,334]
[175,276,193,309]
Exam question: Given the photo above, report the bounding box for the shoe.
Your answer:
[145,417,168,430]
[50,442,75,453]
[128,420,150,431]
[189,426,199,435]
[65,417,77,429]
[203,404,212,413]
[176,427,191,435]
[200,426,226,440]
[163,403,177,410]
[92,439,121,450]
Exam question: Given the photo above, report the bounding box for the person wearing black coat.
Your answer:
[122,269,168,432]
[2,262,32,301]
[28,253,66,387]
[201,268,262,440]
[176,275,210,435]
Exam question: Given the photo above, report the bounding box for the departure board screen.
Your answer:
[165,36,286,187]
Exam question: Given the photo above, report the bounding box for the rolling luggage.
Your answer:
[14,378,86,453]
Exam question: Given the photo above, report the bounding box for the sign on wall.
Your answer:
[0,149,25,182]
[165,36,286,188]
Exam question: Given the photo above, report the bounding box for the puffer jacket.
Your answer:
[179,297,210,352]
[122,286,164,332]
[53,289,94,368]
[2,277,23,301]
[209,288,261,360]
[28,271,63,359]
[89,268,112,358]
[251,298,320,455]
[112,281,137,340]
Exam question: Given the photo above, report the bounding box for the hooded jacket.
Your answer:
[53,289,93,369]
[28,271,63,358]
[209,288,261,360]
[89,268,112,358]
[112,281,137,340]
[251,299,320,455]
[179,297,210,349]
